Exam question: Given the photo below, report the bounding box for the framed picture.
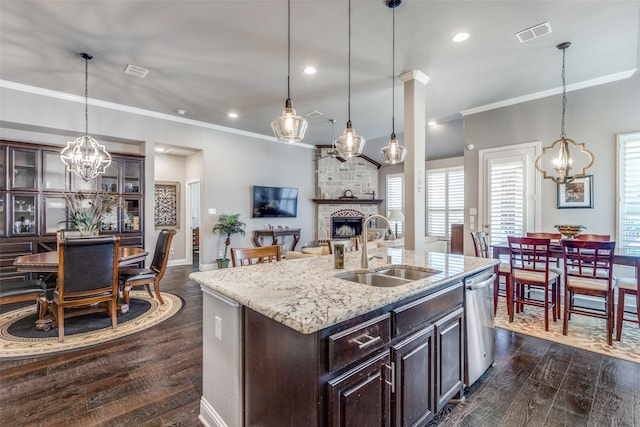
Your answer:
[557,175,593,209]
[154,181,180,228]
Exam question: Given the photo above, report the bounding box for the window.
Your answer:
[386,174,404,236]
[617,132,640,248]
[426,167,464,238]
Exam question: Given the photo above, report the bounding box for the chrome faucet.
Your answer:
[360,214,394,269]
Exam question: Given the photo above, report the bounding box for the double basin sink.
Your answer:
[337,266,441,288]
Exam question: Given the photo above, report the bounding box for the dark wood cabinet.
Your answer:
[0,140,145,277]
[434,307,464,411]
[391,326,435,427]
[243,281,465,427]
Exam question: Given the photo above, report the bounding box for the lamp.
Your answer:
[271,0,308,143]
[335,0,365,158]
[388,208,404,237]
[60,53,112,181]
[534,42,594,184]
[381,0,407,164]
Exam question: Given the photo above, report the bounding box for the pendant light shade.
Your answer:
[534,42,593,184]
[271,0,307,143]
[381,1,407,164]
[336,0,365,158]
[60,53,112,181]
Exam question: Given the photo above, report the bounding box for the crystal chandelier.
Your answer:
[60,53,112,181]
[271,0,308,143]
[335,0,365,158]
[534,42,593,184]
[381,1,407,164]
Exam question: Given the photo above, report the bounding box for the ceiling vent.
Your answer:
[305,110,324,119]
[124,64,149,78]
[515,22,552,43]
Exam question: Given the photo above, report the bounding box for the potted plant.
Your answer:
[213,213,246,268]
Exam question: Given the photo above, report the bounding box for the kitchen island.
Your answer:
[190,247,498,427]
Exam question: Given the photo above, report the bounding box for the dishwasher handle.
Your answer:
[466,274,496,290]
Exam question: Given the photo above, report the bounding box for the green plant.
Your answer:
[61,191,118,236]
[212,213,246,260]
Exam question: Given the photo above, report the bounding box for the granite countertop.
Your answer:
[190,247,498,334]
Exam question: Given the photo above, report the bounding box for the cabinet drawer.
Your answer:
[328,313,391,371]
[393,282,463,336]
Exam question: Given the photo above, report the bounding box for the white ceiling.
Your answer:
[1,0,638,160]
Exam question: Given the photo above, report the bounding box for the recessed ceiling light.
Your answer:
[452,32,469,43]
[228,112,238,118]
[176,109,186,115]
[428,121,438,127]
[304,66,317,75]
[156,147,166,152]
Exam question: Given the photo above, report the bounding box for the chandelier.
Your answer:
[60,53,112,181]
[271,0,308,143]
[534,42,593,184]
[335,0,365,158]
[381,0,407,164]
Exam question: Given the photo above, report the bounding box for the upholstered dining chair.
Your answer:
[326,238,359,255]
[53,235,120,342]
[0,277,47,319]
[118,229,176,306]
[562,240,616,346]
[231,245,281,267]
[507,236,562,331]
[615,276,639,341]
[471,231,511,316]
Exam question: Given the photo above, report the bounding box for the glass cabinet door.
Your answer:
[123,159,142,194]
[11,193,38,236]
[99,198,119,233]
[43,195,68,234]
[10,148,38,190]
[43,151,69,191]
[122,197,142,232]
[0,146,6,190]
[98,159,119,193]
[0,192,5,237]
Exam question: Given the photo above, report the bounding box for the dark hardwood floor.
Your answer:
[1,265,638,426]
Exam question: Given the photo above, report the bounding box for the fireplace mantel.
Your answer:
[312,199,384,205]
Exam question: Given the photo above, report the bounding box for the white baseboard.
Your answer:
[199,396,229,427]
[167,258,188,267]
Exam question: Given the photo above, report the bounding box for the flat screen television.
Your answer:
[252,185,298,218]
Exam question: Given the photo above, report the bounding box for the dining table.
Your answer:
[12,247,149,329]
[491,241,640,288]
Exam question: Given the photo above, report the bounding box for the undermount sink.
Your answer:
[336,267,441,288]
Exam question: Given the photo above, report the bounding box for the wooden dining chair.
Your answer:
[562,240,616,346]
[231,245,281,267]
[118,229,176,306]
[471,231,511,316]
[508,236,561,331]
[526,232,563,317]
[53,235,120,342]
[575,234,611,241]
[615,276,639,341]
[326,238,359,255]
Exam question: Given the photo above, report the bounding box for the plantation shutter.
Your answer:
[619,135,640,248]
[386,174,404,235]
[427,167,464,238]
[488,159,525,245]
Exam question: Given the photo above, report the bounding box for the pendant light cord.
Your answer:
[84,55,89,135]
[560,45,567,140]
[347,0,352,122]
[391,7,395,136]
[287,0,291,100]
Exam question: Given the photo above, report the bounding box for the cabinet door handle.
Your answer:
[384,362,395,393]
[350,333,382,350]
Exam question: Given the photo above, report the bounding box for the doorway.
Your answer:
[187,180,201,271]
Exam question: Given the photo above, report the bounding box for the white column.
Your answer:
[400,70,430,251]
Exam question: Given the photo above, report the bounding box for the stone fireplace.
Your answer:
[330,209,364,239]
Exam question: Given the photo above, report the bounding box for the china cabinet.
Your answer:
[0,140,145,280]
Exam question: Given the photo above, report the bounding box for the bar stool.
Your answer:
[471,231,511,316]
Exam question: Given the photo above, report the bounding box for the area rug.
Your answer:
[494,303,640,364]
[0,291,183,359]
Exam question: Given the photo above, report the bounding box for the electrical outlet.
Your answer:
[170,247,174,255]
[215,316,222,340]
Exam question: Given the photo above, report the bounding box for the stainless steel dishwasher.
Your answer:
[464,268,496,386]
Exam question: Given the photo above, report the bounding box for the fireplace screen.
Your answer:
[331,217,363,238]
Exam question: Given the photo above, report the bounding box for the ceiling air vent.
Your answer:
[305,110,324,119]
[124,64,149,78]
[515,22,552,43]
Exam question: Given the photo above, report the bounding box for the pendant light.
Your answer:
[60,53,112,181]
[534,42,594,184]
[335,0,365,158]
[381,0,407,164]
[271,0,308,143]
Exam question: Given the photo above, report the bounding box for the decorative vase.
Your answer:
[216,259,230,269]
